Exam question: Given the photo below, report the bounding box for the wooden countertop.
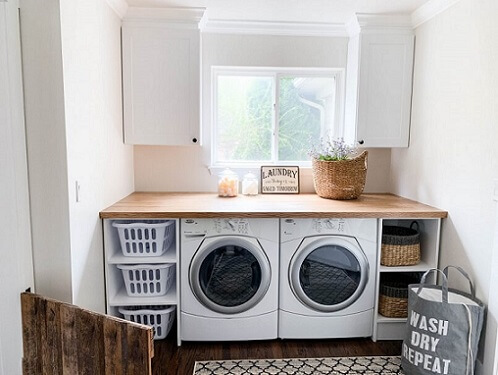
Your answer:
[99,193,447,219]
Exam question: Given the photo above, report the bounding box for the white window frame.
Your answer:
[210,66,345,168]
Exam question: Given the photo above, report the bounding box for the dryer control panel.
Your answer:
[281,218,347,238]
[312,219,346,233]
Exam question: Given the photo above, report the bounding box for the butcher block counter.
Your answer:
[99,193,447,219]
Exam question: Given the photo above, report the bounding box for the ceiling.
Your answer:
[126,0,431,24]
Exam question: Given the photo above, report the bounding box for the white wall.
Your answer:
[134,145,391,193]
[59,0,134,312]
[20,0,73,303]
[134,33,392,193]
[390,0,498,372]
[489,197,498,373]
[21,0,134,312]
[0,1,34,373]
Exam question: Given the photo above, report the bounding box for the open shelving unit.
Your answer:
[372,218,441,341]
[103,218,181,345]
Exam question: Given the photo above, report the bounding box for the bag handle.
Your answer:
[440,267,476,375]
[443,265,476,297]
[410,221,419,232]
[416,268,449,303]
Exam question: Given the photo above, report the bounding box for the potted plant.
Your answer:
[309,138,368,200]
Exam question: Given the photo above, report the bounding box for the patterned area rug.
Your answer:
[193,356,404,374]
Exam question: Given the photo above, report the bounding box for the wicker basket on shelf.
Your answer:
[311,151,368,200]
[381,221,421,266]
[379,273,421,318]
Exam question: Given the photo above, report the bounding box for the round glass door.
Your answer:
[289,237,369,312]
[190,237,271,314]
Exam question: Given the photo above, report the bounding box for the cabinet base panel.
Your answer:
[180,311,278,341]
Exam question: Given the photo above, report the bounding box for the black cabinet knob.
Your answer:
[358,140,364,145]
[192,137,198,143]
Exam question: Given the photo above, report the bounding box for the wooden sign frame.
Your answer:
[260,166,300,194]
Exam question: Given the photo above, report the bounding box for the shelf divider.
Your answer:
[108,248,176,264]
[109,281,177,307]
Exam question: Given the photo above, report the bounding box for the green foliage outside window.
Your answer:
[216,74,331,163]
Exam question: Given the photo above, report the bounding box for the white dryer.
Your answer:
[181,218,279,341]
[279,218,377,339]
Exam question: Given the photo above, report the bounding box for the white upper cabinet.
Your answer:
[344,15,415,148]
[122,22,201,145]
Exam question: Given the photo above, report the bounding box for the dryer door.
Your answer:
[289,236,369,312]
[189,237,271,314]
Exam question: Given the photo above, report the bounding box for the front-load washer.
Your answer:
[181,218,279,341]
[279,218,377,339]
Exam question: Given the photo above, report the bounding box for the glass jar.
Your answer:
[218,169,239,197]
[242,173,258,196]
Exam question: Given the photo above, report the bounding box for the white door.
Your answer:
[0,0,35,373]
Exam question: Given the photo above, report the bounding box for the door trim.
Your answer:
[289,236,369,312]
[189,236,271,314]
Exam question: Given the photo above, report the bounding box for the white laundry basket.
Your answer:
[112,220,175,257]
[119,305,176,340]
[117,264,175,297]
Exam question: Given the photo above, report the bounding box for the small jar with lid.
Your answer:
[242,173,259,196]
[218,169,239,197]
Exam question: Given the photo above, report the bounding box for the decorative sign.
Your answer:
[260,166,300,194]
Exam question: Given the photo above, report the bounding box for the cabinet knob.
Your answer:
[192,137,198,144]
[358,140,364,145]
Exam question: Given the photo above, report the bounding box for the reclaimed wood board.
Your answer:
[21,293,154,375]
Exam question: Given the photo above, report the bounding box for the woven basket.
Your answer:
[312,151,368,200]
[379,273,421,318]
[381,222,421,266]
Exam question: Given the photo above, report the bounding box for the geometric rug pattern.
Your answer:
[194,356,405,374]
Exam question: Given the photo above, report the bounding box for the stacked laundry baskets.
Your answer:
[111,220,177,340]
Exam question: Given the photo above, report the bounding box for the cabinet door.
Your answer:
[356,34,414,148]
[122,24,200,145]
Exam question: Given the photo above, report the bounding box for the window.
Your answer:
[212,67,344,167]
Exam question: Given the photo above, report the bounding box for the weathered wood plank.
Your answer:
[21,293,154,375]
[21,292,42,375]
[61,304,79,374]
[38,298,49,373]
[41,299,62,374]
[104,318,125,375]
[77,310,105,375]
[126,325,152,375]
[22,358,37,375]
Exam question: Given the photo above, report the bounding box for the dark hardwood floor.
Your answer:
[152,324,402,375]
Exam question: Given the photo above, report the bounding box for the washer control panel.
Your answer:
[214,219,249,234]
[182,218,250,236]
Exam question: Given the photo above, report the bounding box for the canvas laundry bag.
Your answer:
[401,266,485,375]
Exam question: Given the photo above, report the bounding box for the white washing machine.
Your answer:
[181,218,279,341]
[279,218,377,339]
